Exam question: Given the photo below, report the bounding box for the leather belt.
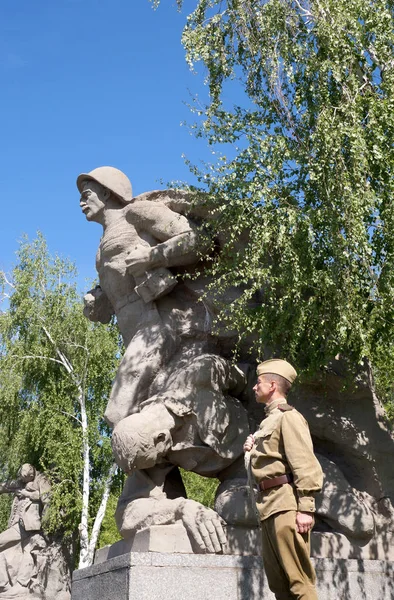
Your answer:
[258,474,293,492]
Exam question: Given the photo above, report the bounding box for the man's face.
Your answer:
[253,375,273,404]
[79,180,107,223]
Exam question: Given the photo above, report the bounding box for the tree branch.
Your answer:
[0,272,15,289]
[60,410,83,426]
[10,355,65,366]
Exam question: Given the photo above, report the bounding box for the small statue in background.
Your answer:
[0,464,70,599]
[0,464,50,554]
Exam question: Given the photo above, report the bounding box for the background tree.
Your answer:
[0,234,123,568]
[153,0,394,405]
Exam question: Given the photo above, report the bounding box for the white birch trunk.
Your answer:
[87,462,117,565]
[41,324,94,570]
[78,390,91,570]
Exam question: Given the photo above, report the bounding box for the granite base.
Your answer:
[72,551,394,600]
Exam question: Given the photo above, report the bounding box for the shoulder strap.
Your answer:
[278,404,294,412]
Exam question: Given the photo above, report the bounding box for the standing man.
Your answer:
[244,359,323,600]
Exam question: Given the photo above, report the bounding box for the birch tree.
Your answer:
[153,0,394,392]
[0,234,122,568]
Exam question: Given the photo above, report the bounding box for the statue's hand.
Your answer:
[16,489,29,498]
[83,287,114,324]
[178,499,227,553]
[125,248,153,276]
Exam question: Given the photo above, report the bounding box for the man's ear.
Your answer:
[266,379,274,393]
[102,187,111,202]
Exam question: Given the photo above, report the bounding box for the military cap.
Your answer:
[256,359,297,384]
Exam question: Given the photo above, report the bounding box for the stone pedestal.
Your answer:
[72,525,394,599]
[72,552,265,600]
[94,524,262,562]
[72,551,394,600]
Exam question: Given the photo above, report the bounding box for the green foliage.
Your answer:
[373,343,394,423]
[180,469,218,509]
[154,1,394,399]
[0,495,12,533]
[97,492,123,548]
[0,234,122,542]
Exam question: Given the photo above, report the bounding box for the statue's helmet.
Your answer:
[19,463,36,482]
[76,166,133,204]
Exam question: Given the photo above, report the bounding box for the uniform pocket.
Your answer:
[254,424,276,441]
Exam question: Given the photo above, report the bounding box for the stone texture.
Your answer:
[314,558,394,600]
[72,551,394,600]
[312,531,394,561]
[290,363,394,560]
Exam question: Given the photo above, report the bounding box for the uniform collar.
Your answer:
[264,398,288,415]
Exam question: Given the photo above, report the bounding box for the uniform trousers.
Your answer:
[261,510,318,600]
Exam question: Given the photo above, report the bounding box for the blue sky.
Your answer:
[0,0,211,289]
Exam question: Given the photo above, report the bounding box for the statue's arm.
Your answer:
[116,492,185,535]
[145,229,202,269]
[126,201,193,241]
[132,189,212,219]
[36,474,51,505]
[0,480,21,494]
[125,202,208,276]
[17,488,40,501]
[115,467,177,534]
[116,469,226,553]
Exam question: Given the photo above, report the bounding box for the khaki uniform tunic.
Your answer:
[250,398,323,519]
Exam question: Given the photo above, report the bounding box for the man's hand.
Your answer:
[243,434,255,453]
[296,511,314,534]
[178,499,227,553]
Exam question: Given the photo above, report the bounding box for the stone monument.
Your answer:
[72,167,394,600]
[0,464,71,599]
